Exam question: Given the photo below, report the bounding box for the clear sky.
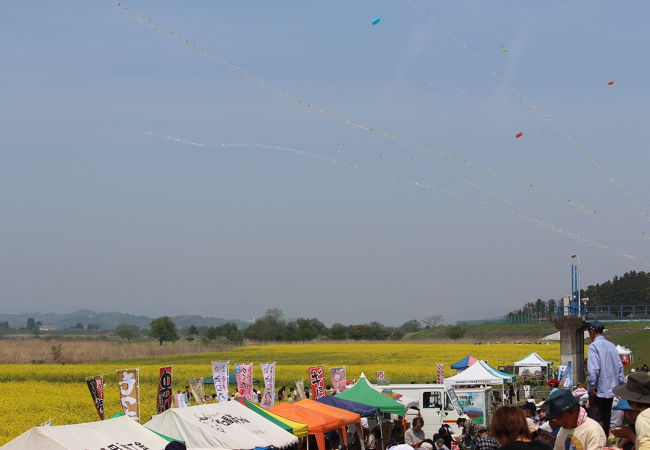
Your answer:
[1,1,649,325]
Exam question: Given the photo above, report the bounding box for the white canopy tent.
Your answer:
[514,352,548,376]
[0,415,169,450]
[145,400,299,449]
[444,360,514,404]
[444,360,513,386]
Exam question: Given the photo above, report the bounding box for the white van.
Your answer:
[378,384,493,437]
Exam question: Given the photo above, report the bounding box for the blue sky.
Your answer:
[1,0,649,325]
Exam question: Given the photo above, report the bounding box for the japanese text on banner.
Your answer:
[117,368,140,422]
[261,362,276,408]
[157,366,173,414]
[330,367,346,394]
[86,375,105,420]
[236,363,254,401]
[212,361,229,402]
[309,366,325,399]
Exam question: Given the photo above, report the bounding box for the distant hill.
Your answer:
[0,309,250,330]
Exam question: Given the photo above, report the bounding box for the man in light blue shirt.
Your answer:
[585,321,626,436]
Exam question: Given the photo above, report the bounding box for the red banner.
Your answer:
[330,367,346,394]
[309,366,325,399]
[86,375,105,420]
[156,366,173,414]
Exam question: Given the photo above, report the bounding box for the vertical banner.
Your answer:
[560,361,573,388]
[189,378,206,404]
[86,375,105,420]
[330,367,347,394]
[212,361,229,402]
[260,362,276,408]
[296,380,306,399]
[117,368,140,422]
[156,366,173,414]
[236,363,254,401]
[309,365,325,399]
[376,371,385,382]
[436,364,445,384]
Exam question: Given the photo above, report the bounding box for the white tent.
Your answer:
[444,360,514,386]
[514,353,548,367]
[514,352,548,376]
[0,415,169,450]
[145,400,299,449]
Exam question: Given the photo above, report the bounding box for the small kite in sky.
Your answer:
[515,132,523,138]
[608,81,615,86]
[501,48,509,52]
[371,17,381,25]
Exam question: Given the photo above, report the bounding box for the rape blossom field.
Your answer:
[0,342,560,445]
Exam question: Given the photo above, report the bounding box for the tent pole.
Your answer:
[357,420,366,450]
[378,413,385,450]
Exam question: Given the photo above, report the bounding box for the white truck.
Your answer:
[377,384,493,437]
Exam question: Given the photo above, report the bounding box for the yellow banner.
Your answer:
[116,368,140,422]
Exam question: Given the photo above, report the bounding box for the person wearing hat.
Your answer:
[613,371,650,450]
[457,417,480,450]
[474,426,498,450]
[547,389,606,450]
[610,397,640,450]
[584,320,626,436]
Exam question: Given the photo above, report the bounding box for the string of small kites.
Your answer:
[107,1,650,249]
[154,132,650,269]
[402,0,650,224]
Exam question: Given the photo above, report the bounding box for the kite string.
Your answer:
[153,132,648,268]
[403,0,650,222]
[452,175,650,269]
[108,1,650,243]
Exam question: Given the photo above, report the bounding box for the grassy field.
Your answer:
[0,342,560,445]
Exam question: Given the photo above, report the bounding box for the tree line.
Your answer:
[114,310,447,344]
[506,271,650,319]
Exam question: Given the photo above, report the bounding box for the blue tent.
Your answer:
[451,355,477,370]
[316,395,380,417]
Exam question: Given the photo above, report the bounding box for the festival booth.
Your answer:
[237,398,309,437]
[616,345,633,366]
[145,400,298,449]
[336,373,407,449]
[513,352,549,377]
[270,401,346,450]
[335,374,406,415]
[0,415,171,450]
[295,399,362,449]
[451,355,477,372]
[444,360,515,404]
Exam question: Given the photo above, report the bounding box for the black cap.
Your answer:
[580,321,604,332]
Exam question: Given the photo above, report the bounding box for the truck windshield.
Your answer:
[446,389,465,415]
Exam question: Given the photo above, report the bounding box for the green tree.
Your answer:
[149,317,180,345]
[26,318,37,330]
[399,319,421,333]
[328,323,348,340]
[115,324,141,343]
[243,308,286,341]
[446,326,466,340]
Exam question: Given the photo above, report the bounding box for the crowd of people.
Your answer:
[380,321,650,450]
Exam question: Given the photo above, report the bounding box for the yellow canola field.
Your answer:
[0,343,560,445]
